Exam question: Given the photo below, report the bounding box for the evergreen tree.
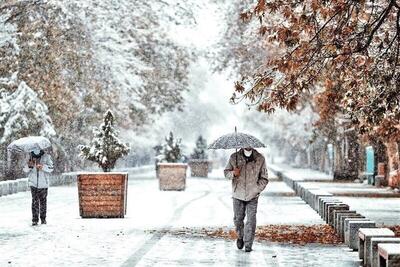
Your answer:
[191,135,208,160]
[153,144,163,157]
[162,132,182,163]
[79,110,130,172]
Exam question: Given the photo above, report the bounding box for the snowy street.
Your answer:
[1,0,400,266]
[0,170,359,267]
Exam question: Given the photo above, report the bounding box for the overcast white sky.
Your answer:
[166,1,250,144]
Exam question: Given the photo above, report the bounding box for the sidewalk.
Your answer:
[269,163,400,226]
[0,169,360,266]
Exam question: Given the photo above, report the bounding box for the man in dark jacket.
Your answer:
[224,148,269,252]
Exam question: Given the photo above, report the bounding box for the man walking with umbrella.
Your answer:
[224,147,268,252]
[209,128,268,252]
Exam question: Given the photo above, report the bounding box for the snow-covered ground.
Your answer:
[337,197,400,226]
[269,163,333,181]
[270,163,400,226]
[0,169,360,266]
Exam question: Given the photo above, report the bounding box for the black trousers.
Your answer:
[30,186,48,223]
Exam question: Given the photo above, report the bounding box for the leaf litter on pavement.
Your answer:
[147,224,342,245]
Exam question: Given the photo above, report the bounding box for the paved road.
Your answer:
[0,170,359,266]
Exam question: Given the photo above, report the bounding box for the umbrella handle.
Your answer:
[236,149,238,168]
[235,127,238,167]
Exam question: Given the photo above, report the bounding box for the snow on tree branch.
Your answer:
[79,110,130,172]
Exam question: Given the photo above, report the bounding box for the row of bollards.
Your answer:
[275,168,400,267]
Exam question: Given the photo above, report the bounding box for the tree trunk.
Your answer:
[319,142,328,173]
[333,140,344,179]
[346,130,360,180]
[373,140,388,176]
[386,142,399,173]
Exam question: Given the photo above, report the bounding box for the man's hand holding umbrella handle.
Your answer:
[233,167,240,177]
[36,164,43,170]
[28,159,35,169]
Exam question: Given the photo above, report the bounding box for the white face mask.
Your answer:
[244,149,253,157]
[32,149,41,155]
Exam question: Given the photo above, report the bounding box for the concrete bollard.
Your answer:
[327,204,349,226]
[358,228,395,267]
[339,215,366,239]
[319,199,341,218]
[318,197,336,215]
[345,220,376,250]
[312,192,333,211]
[377,243,400,267]
[344,217,371,243]
[370,237,400,267]
[306,189,327,210]
[333,210,356,232]
[324,202,344,221]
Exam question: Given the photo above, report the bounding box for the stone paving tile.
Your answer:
[132,234,359,267]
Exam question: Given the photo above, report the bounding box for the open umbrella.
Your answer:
[7,136,52,153]
[208,127,265,167]
[208,127,265,150]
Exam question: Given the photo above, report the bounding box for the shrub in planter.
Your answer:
[158,132,187,191]
[78,110,130,218]
[189,135,209,177]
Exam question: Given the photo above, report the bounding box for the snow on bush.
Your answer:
[161,132,183,163]
[79,110,130,172]
[0,81,56,145]
[190,135,208,160]
[0,12,19,54]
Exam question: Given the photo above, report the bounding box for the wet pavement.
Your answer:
[125,234,358,267]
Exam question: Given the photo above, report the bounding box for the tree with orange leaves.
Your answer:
[231,0,400,142]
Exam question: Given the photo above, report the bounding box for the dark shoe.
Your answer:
[41,219,47,225]
[236,239,244,249]
[245,246,252,252]
[32,222,38,226]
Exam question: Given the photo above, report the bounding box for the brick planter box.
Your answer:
[158,163,187,191]
[77,172,128,218]
[189,160,209,177]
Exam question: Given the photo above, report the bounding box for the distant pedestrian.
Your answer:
[224,147,268,252]
[23,149,53,226]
